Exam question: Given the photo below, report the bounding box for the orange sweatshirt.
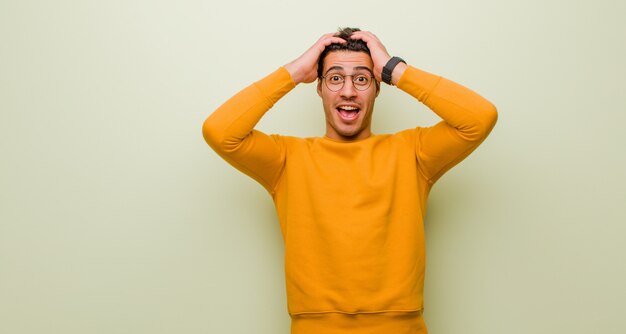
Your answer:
[203,66,497,333]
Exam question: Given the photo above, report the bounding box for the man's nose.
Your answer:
[339,79,357,98]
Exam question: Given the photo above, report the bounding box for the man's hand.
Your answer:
[350,31,407,85]
[284,33,346,85]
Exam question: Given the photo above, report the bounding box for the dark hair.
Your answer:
[317,27,371,79]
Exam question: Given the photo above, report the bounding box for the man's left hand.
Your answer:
[350,31,407,85]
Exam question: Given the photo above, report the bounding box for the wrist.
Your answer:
[381,56,407,86]
[283,63,302,85]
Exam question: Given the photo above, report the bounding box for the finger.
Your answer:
[320,33,345,41]
[354,31,382,43]
[348,33,373,45]
[319,36,346,48]
[349,30,371,38]
[358,30,378,38]
[351,32,387,53]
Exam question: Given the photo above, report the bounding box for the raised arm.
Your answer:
[351,31,498,184]
[202,68,293,193]
[397,67,497,183]
[202,34,346,193]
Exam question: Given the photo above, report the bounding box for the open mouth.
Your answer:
[336,105,360,121]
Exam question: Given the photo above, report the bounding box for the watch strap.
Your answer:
[382,56,406,85]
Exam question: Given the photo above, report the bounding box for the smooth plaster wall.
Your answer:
[1,0,625,333]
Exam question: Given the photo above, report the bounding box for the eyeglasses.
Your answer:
[321,73,375,92]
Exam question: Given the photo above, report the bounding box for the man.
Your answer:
[203,28,497,334]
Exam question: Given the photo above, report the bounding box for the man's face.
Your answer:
[317,51,379,141]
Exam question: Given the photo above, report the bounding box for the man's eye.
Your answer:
[354,75,369,84]
[329,75,343,82]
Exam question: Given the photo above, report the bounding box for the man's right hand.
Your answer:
[283,33,346,85]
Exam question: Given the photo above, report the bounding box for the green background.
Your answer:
[2,0,625,333]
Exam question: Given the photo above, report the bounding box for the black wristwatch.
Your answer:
[382,56,406,85]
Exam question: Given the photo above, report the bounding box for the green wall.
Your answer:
[2,0,625,333]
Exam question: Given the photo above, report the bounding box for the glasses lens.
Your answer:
[353,75,370,90]
[324,74,342,91]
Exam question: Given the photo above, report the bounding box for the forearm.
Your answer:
[397,66,498,141]
[202,67,295,152]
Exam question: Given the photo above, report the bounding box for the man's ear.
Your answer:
[317,79,322,97]
[375,81,381,97]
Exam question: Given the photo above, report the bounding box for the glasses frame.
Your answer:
[321,73,376,92]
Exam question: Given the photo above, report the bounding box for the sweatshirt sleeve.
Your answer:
[396,66,498,184]
[202,67,296,194]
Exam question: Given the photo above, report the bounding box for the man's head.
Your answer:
[316,28,371,80]
[317,27,380,142]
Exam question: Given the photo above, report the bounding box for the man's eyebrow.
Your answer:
[324,66,374,76]
[324,66,345,75]
[353,66,374,76]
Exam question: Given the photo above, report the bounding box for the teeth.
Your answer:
[338,106,358,111]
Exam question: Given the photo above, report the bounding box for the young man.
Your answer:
[203,28,497,334]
